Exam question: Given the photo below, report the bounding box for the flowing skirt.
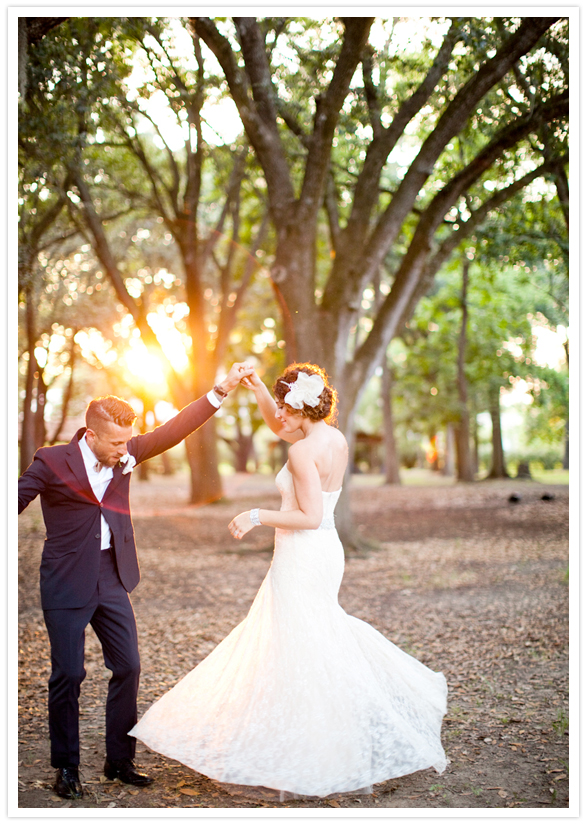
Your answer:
[130,526,448,797]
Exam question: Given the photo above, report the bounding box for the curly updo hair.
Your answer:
[273,363,338,424]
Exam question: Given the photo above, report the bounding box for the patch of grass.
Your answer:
[479,675,495,694]
[552,709,568,735]
[470,786,483,797]
[429,783,444,793]
[529,468,569,484]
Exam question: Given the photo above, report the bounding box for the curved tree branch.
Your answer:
[191,16,295,225]
[361,17,559,281]
[121,107,181,219]
[296,17,373,225]
[322,19,461,312]
[346,151,567,400]
[361,45,383,138]
[412,153,569,313]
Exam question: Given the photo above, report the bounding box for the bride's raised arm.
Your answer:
[241,371,303,444]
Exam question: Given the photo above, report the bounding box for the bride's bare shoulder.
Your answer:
[327,425,348,450]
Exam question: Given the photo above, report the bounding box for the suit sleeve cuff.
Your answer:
[206,389,223,409]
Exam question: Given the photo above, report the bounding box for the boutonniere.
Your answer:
[119,453,137,475]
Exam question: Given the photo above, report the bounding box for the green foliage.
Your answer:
[524,363,568,447]
[389,254,534,436]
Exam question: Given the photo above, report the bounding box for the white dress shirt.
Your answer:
[206,389,222,409]
[78,392,222,550]
[78,434,114,550]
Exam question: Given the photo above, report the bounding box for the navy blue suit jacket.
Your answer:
[18,395,217,610]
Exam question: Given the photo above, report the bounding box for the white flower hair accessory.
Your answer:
[119,453,137,475]
[281,372,325,410]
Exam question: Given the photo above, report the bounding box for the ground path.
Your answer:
[17,470,570,811]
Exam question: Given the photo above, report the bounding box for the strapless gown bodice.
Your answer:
[275,463,340,530]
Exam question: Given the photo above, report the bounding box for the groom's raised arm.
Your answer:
[128,362,253,465]
[128,394,217,465]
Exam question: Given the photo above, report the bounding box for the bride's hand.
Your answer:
[228,512,255,540]
[240,370,263,391]
[221,362,255,393]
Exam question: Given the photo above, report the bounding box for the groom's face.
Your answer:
[86,421,133,468]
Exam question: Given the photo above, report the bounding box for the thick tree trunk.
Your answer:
[553,160,569,232]
[334,422,358,551]
[20,366,37,472]
[50,339,76,445]
[231,427,255,473]
[161,451,174,476]
[34,371,47,449]
[562,342,569,470]
[562,419,569,470]
[443,423,456,477]
[20,286,39,472]
[183,262,224,504]
[270,230,323,366]
[428,433,440,472]
[472,410,480,475]
[455,425,474,481]
[456,257,474,481]
[332,384,369,551]
[381,362,401,485]
[487,387,509,478]
[137,396,154,482]
[185,418,223,504]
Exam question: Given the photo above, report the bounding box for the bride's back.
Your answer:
[306,424,348,493]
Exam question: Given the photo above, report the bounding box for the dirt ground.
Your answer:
[17,470,570,812]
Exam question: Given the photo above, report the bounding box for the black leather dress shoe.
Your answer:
[53,766,83,799]
[103,757,153,786]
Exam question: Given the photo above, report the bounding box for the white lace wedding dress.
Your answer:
[130,465,448,797]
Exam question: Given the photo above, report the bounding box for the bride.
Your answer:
[129,363,448,798]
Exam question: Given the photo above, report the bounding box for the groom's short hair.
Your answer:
[86,396,137,431]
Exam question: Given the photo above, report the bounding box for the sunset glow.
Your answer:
[123,340,167,386]
[146,310,190,372]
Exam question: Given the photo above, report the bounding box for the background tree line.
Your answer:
[18,15,569,546]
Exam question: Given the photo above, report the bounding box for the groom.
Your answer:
[17,362,253,800]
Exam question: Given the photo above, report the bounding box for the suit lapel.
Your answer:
[104,461,126,498]
[65,429,99,503]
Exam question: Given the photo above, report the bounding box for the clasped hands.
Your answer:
[218,362,255,394]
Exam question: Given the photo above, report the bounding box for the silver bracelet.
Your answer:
[250,508,262,526]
